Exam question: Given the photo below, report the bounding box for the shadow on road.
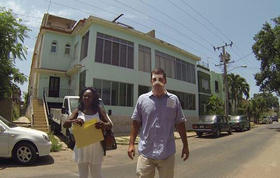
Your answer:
[0,155,54,170]
[195,133,230,139]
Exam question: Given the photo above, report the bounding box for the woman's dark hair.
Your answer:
[78,87,100,111]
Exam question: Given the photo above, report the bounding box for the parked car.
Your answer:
[260,116,272,124]
[49,96,79,148]
[229,115,250,131]
[192,115,232,138]
[0,115,51,165]
[271,116,278,122]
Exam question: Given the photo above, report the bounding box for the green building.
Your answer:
[27,14,200,132]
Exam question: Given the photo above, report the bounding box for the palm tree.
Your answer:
[227,74,250,114]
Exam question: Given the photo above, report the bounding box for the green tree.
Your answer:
[227,73,250,114]
[252,16,280,96]
[249,93,279,123]
[206,95,224,115]
[0,7,30,99]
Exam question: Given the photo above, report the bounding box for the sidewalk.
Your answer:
[115,131,197,145]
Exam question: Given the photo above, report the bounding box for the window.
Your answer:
[138,45,151,72]
[65,44,71,55]
[93,79,133,106]
[138,85,151,97]
[169,90,196,110]
[74,42,78,60]
[215,81,219,92]
[80,31,89,60]
[95,32,134,69]
[79,70,86,94]
[155,50,196,84]
[202,79,210,90]
[51,41,57,53]
[49,76,60,97]
[155,50,175,78]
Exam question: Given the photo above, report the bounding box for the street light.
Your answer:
[228,65,247,72]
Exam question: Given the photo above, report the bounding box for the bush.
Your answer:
[48,132,62,152]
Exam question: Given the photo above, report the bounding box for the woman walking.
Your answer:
[64,87,112,178]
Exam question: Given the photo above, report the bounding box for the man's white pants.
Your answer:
[136,154,175,178]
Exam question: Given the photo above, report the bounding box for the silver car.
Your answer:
[0,115,51,165]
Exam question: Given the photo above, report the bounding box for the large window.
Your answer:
[79,71,86,94]
[155,50,175,78]
[138,45,151,72]
[80,31,89,60]
[169,90,196,110]
[93,79,133,106]
[202,79,210,90]
[95,32,134,69]
[175,58,196,84]
[155,50,196,84]
[138,85,151,97]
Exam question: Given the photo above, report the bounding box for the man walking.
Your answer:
[128,68,189,178]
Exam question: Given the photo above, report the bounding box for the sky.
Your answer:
[1,0,279,99]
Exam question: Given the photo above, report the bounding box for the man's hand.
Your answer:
[181,145,189,161]
[128,144,135,160]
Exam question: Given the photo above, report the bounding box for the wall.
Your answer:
[210,71,225,102]
[80,23,199,117]
[40,32,74,71]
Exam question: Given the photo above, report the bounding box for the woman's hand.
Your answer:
[95,121,111,130]
[72,118,84,126]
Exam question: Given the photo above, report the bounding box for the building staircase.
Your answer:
[32,99,49,132]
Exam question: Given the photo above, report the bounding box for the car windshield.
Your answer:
[69,98,79,113]
[230,116,240,121]
[199,115,216,123]
[0,115,17,128]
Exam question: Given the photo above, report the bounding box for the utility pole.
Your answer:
[214,42,233,117]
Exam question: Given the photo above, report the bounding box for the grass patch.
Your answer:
[48,132,63,152]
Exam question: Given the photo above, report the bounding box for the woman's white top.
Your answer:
[73,111,104,164]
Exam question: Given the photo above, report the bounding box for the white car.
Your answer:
[0,115,51,165]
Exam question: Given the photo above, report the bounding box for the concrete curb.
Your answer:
[116,131,197,145]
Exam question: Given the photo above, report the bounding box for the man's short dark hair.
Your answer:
[151,68,166,81]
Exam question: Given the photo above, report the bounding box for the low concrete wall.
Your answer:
[110,114,199,135]
[110,115,132,136]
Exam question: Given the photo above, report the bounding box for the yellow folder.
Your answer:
[72,118,104,148]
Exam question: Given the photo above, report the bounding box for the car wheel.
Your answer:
[13,142,38,165]
[215,129,220,138]
[196,132,203,137]
[247,124,251,130]
[228,127,232,135]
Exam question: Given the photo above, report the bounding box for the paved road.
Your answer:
[1,123,280,178]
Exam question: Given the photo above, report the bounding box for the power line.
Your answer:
[180,0,231,42]
[139,0,214,47]
[167,0,225,43]
[47,0,208,56]
[113,0,213,53]
[232,51,253,63]
[178,0,245,58]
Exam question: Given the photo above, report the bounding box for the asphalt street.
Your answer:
[1,123,280,178]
